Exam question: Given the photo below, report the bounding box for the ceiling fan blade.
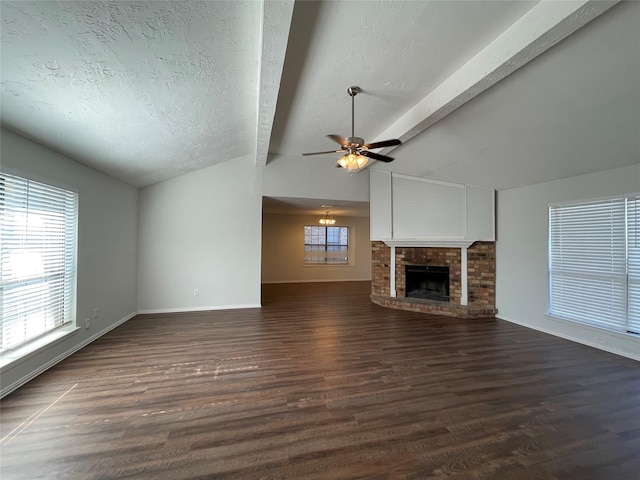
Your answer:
[302,149,343,156]
[327,134,349,147]
[360,150,394,163]
[364,138,402,149]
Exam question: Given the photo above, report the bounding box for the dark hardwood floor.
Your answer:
[1,282,639,479]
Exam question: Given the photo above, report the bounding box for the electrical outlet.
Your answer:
[85,318,90,329]
[194,288,199,296]
[93,308,99,319]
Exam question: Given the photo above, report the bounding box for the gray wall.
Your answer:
[0,129,139,395]
[496,164,640,360]
[137,154,263,312]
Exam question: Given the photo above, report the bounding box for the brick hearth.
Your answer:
[370,241,497,319]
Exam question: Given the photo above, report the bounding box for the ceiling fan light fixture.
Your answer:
[337,153,368,171]
[302,86,401,170]
[319,211,336,225]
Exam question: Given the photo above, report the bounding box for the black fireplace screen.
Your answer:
[405,265,450,302]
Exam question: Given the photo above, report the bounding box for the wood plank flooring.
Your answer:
[1,281,639,479]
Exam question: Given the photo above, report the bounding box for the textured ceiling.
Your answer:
[1,0,638,193]
[1,0,263,187]
[377,0,640,189]
[268,0,538,157]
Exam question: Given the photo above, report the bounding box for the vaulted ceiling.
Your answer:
[1,1,638,190]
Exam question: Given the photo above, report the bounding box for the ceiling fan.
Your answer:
[302,86,402,172]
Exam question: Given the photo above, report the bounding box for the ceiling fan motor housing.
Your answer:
[346,137,365,148]
[301,85,400,165]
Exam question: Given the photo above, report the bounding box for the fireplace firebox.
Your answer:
[405,265,450,302]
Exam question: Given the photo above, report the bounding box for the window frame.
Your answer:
[303,225,350,266]
[1,172,78,356]
[548,194,639,335]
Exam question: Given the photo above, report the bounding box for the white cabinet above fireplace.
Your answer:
[370,170,495,245]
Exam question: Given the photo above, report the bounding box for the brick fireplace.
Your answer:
[371,241,497,319]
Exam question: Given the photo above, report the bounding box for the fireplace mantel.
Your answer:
[383,241,472,305]
[383,239,474,249]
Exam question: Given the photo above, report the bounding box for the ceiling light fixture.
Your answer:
[337,152,368,171]
[319,211,336,225]
[302,86,400,171]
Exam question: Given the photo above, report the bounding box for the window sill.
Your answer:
[303,263,353,267]
[0,325,80,371]
[545,313,639,339]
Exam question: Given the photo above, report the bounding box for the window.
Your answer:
[1,173,78,354]
[304,226,349,264]
[548,194,639,334]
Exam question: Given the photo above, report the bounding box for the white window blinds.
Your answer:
[549,195,639,335]
[1,173,78,353]
[627,195,640,333]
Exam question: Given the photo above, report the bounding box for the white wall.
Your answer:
[496,164,640,360]
[262,154,370,202]
[0,128,139,395]
[137,154,262,312]
[262,213,371,283]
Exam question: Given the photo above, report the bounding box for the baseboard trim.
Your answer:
[496,314,639,361]
[1,312,137,398]
[137,304,262,315]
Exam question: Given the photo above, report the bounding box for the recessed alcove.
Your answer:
[371,241,497,319]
